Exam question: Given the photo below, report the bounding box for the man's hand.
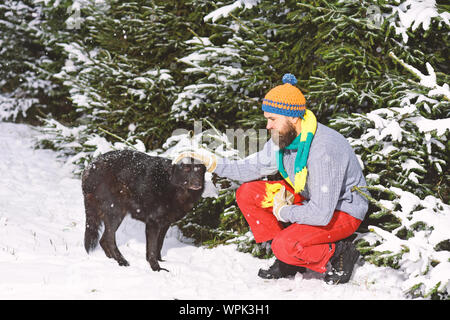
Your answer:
[272,185,294,222]
[173,151,217,173]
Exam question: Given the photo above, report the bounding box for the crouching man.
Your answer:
[176,74,368,284]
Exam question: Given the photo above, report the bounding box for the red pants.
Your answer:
[236,180,361,273]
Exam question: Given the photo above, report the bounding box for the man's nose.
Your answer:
[266,121,273,130]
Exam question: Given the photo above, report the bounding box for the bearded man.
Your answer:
[176,74,368,284]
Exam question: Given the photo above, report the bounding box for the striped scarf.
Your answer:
[276,109,317,194]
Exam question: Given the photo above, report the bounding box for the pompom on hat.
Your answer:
[262,73,306,119]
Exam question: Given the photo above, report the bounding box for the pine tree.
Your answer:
[327,1,450,298]
[31,0,449,298]
[52,1,188,150]
[0,0,51,122]
[173,0,450,297]
[0,0,82,123]
[36,0,90,123]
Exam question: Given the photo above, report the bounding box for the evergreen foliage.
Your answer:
[0,0,78,123]
[53,0,184,150]
[325,1,450,298]
[1,0,449,298]
[0,0,49,122]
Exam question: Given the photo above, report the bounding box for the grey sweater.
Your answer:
[214,123,369,226]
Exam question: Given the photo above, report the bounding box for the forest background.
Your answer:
[0,0,449,299]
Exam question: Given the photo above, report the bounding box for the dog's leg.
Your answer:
[145,222,169,272]
[156,223,170,261]
[99,209,129,267]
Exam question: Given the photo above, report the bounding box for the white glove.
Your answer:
[272,185,294,222]
[173,151,217,173]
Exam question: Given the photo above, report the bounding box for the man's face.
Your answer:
[264,112,298,149]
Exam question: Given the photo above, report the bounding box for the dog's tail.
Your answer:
[83,193,102,253]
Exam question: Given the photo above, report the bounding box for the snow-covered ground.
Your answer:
[0,121,408,300]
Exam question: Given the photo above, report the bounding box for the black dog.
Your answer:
[81,149,206,271]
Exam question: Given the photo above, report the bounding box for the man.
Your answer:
[176,73,368,284]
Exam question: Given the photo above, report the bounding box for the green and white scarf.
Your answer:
[276,109,317,194]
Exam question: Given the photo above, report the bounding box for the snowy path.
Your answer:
[0,122,407,299]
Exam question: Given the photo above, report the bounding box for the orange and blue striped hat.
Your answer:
[262,73,306,119]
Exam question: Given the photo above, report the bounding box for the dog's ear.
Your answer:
[166,162,176,179]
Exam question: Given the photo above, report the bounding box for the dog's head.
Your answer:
[170,157,206,191]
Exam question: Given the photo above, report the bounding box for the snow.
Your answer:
[0,95,38,121]
[0,121,409,300]
[204,0,260,23]
[389,52,450,101]
[416,118,450,136]
[366,186,450,297]
[389,0,450,43]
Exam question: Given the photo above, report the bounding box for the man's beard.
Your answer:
[271,121,298,149]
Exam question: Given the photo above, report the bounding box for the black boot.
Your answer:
[258,259,306,279]
[324,240,360,285]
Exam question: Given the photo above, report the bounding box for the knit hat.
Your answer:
[262,73,306,119]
